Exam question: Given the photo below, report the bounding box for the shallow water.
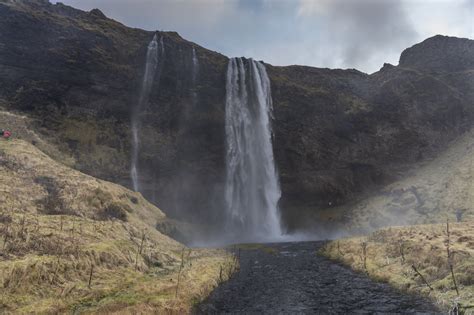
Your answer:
[196,241,440,314]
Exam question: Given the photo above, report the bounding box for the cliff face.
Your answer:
[399,35,474,73]
[1,0,473,230]
[270,59,473,226]
[0,0,228,226]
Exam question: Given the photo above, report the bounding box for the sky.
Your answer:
[54,0,474,73]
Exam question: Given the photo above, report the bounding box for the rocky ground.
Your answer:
[196,242,439,314]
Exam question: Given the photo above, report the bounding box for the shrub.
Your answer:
[0,213,12,224]
[97,203,128,221]
[130,196,139,204]
[34,176,67,215]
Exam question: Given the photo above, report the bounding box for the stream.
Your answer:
[196,241,440,314]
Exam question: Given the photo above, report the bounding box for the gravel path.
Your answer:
[196,241,440,314]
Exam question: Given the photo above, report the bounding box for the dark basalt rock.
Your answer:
[89,8,106,19]
[0,1,473,232]
[399,35,474,73]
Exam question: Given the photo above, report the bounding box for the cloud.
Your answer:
[296,0,418,72]
[58,0,237,32]
[54,0,473,73]
[404,0,474,41]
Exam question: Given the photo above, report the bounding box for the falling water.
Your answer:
[160,36,165,55]
[191,47,199,107]
[131,34,160,192]
[192,47,199,84]
[224,57,282,241]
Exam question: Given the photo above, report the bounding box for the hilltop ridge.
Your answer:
[399,35,474,72]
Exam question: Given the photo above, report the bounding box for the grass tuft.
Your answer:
[321,221,474,312]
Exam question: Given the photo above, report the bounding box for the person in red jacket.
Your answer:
[0,129,11,139]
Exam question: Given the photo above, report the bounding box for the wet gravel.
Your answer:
[196,241,440,314]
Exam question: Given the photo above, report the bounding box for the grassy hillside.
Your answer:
[296,128,474,236]
[317,130,474,312]
[321,222,474,313]
[0,118,233,314]
[348,129,474,230]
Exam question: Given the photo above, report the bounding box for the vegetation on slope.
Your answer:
[321,222,474,313]
[294,128,474,237]
[0,124,232,313]
[344,129,474,232]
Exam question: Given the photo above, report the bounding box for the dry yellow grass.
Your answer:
[321,221,474,313]
[0,136,232,314]
[0,110,74,167]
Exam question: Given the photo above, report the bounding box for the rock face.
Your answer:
[0,0,228,228]
[399,35,474,73]
[269,59,473,228]
[0,1,473,232]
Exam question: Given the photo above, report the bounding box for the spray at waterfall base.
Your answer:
[130,40,338,245]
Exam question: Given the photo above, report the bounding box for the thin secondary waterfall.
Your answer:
[131,34,161,192]
[160,36,165,55]
[191,47,199,105]
[192,47,199,82]
[224,57,282,241]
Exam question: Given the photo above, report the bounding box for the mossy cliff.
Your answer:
[1,0,473,232]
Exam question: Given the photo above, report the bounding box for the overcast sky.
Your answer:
[54,0,474,73]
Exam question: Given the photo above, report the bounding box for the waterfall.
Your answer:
[192,47,199,84]
[131,34,161,192]
[191,47,199,107]
[224,57,282,241]
[160,36,165,55]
